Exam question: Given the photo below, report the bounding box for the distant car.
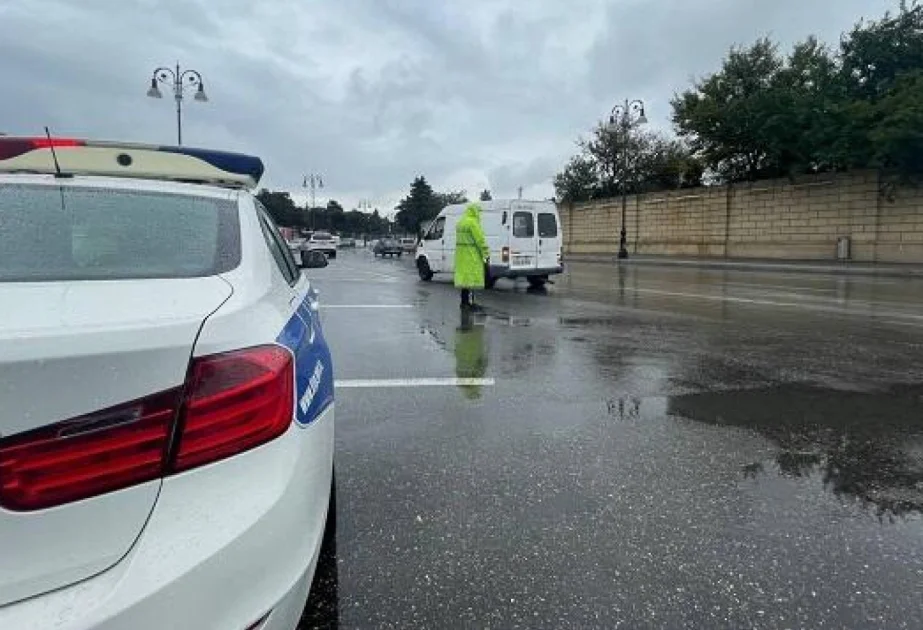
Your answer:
[339,237,356,248]
[374,238,403,257]
[400,237,417,253]
[303,231,337,260]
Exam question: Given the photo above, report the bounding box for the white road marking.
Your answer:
[628,287,923,321]
[336,377,496,388]
[324,304,414,309]
[333,264,402,280]
[883,319,923,329]
[312,277,399,284]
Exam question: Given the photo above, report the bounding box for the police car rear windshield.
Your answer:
[0,184,240,282]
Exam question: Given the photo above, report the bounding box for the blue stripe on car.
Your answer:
[276,293,334,427]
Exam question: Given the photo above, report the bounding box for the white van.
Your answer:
[415,199,563,288]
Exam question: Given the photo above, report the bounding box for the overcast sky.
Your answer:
[0,0,897,212]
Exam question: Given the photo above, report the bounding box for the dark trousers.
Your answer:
[460,289,472,306]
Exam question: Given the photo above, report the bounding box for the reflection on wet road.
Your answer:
[301,252,923,629]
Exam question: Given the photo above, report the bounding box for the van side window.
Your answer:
[512,212,534,238]
[538,213,558,238]
[425,217,445,240]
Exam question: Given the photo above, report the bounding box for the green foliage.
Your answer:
[437,190,469,208]
[256,189,300,226]
[395,176,441,235]
[841,2,923,101]
[671,1,923,182]
[868,70,923,176]
[395,178,470,234]
[257,189,391,235]
[554,123,702,203]
[308,200,392,235]
[554,155,598,203]
[672,38,785,181]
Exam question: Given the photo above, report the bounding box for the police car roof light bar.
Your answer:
[0,136,264,189]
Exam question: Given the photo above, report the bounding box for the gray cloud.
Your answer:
[0,0,898,210]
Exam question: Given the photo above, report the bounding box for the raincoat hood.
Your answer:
[464,203,482,221]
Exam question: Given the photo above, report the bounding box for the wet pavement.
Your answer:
[300,250,923,630]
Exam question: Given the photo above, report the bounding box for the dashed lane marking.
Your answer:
[324,304,414,309]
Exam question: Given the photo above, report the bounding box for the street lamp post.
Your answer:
[607,99,647,260]
[303,174,324,231]
[147,63,208,146]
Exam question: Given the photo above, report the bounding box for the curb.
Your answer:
[564,255,923,279]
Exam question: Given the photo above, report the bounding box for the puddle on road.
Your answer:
[668,383,923,520]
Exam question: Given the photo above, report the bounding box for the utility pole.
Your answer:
[518,186,523,200]
[303,174,324,231]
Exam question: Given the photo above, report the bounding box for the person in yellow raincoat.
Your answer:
[454,202,489,309]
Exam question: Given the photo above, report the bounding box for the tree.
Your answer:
[840,2,923,102]
[479,189,492,201]
[554,155,599,202]
[256,189,301,227]
[867,70,923,177]
[838,2,923,177]
[554,121,701,202]
[436,190,468,208]
[395,176,441,235]
[672,38,785,182]
[670,2,923,183]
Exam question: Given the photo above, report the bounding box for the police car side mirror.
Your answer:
[300,250,328,269]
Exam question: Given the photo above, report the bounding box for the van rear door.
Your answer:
[537,207,561,270]
[509,206,538,272]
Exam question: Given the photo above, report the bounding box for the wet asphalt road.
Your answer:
[300,250,923,630]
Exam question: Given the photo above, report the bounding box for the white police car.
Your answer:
[0,137,334,630]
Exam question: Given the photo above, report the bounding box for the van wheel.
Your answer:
[417,258,434,281]
[528,276,547,289]
[485,274,497,289]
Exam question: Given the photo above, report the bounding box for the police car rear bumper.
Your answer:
[0,407,334,630]
[489,265,563,279]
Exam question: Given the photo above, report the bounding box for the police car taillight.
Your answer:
[0,389,180,511]
[174,346,294,472]
[0,346,294,511]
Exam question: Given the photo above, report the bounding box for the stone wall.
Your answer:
[560,171,923,263]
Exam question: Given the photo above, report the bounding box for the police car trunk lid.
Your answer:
[0,277,231,606]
